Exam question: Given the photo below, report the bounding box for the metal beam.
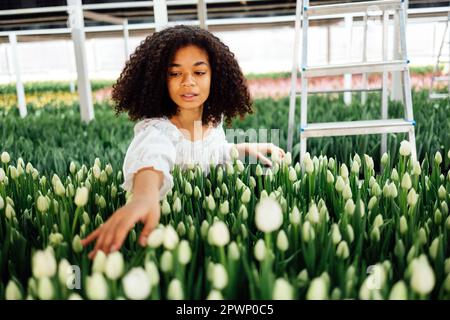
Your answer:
[198,0,208,30]
[83,10,124,25]
[8,33,27,118]
[67,0,94,123]
[154,0,168,32]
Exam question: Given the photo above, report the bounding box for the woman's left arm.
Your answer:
[234,143,286,167]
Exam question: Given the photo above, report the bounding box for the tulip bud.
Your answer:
[302,221,315,242]
[331,224,341,245]
[344,199,355,216]
[254,239,266,261]
[336,241,350,259]
[86,273,109,300]
[37,277,54,300]
[429,237,440,260]
[273,278,294,300]
[122,267,151,300]
[307,202,319,224]
[304,158,314,174]
[381,153,389,166]
[163,225,179,250]
[177,240,192,265]
[212,263,228,290]
[342,184,352,200]
[105,251,124,280]
[370,226,380,242]
[74,187,88,207]
[401,173,412,190]
[373,214,384,229]
[399,141,411,157]
[276,230,289,252]
[351,161,360,174]
[241,187,251,204]
[289,206,301,225]
[208,221,230,247]
[438,185,446,200]
[147,227,164,248]
[306,277,328,300]
[410,255,435,295]
[167,279,184,300]
[1,151,10,163]
[368,196,377,211]
[32,248,57,279]
[435,151,443,166]
[184,181,193,196]
[172,197,182,214]
[36,195,49,213]
[346,225,354,243]
[5,280,22,300]
[407,188,418,207]
[219,200,229,215]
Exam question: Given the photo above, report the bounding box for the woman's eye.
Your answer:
[195,71,206,75]
[169,72,180,77]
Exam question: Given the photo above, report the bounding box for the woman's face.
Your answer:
[167,45,211,113]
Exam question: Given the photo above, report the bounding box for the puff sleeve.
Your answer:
[121,122,176,200]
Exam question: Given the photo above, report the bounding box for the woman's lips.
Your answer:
[180,94,198,101]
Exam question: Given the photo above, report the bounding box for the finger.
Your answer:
[139,213,160,246]
[89,223,111,259]
[112,218,137,251]
[100,219,120,254]
[81,227,101,247]
[257,152,272,167]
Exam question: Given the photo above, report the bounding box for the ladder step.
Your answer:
[296,88,382,95]
[303,60,408,78]
[433,76,450,82]
[429,93,449,99]
[301,119,414,138]
[305,0,401,17]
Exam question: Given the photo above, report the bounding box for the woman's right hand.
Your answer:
[80,196,161,259]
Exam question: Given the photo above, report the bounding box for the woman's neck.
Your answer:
[171,106,210,141]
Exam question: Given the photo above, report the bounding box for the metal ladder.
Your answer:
[429,12,450,100]
[287,0,417,163]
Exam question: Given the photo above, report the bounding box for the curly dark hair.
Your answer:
[112,25,253,127]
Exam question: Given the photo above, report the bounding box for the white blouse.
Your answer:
[121,117,234,200]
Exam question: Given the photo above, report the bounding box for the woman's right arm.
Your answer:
[81,167,163,259]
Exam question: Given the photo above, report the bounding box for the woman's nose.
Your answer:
[181,73,195,86]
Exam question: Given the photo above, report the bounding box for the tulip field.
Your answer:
[1,86,450,300]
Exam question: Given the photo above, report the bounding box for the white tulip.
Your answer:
[289,206,301,225]
[105,251,124,280]
[163,225,179,250]
[32,248,57,279]
[412,161,422,176]
[208,221,230,247]
[74,187,89,207]
[342,184,352,200]
[307,202,320,224]
[145,260,160,286]
[254,239,266,261]
[147,227,164,248]
[340,164,349,179]
[0,168,5,182]
[302,221,315,242]
[273,278,294,300]
[288,167,297,182]
[438,185,446,200]
[389,281,408,300]
[219,200,229,215]
[5,280,22,300]
[410,255,435,295]
[326,170,334,184]
[276,230,289,252]
[172,197,182,213]
[306,277,328,300]
[399,140,411,156]
[254,197,283,233]
[86,273,109,300]
[1,151,10,163]
[36,195,49,213]
[344,199,355,216]
[228,242,240,260]
[5,203,15,220]
[241,187,251,204]
[351,161,360,174]
[207,290,224,300]
[336,241,350,259]
[92,250,107,274]
[58,259,72,286]
[304,157,314,174]
[284,152,292,166]
[435,151,443,165]
[401,173,412,190]
[381,153,389,165]
[68,293,83,300]
[167,279,184,300]
[400,216,408,235]
[177,240,192,265]
[37,277,54,300]
[407,188,418,207]
[160,251,173,273]
[212,264,228,290]
[122,267,151,300]
[331,224,342,245]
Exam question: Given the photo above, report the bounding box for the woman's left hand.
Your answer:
[245,143,286,167]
